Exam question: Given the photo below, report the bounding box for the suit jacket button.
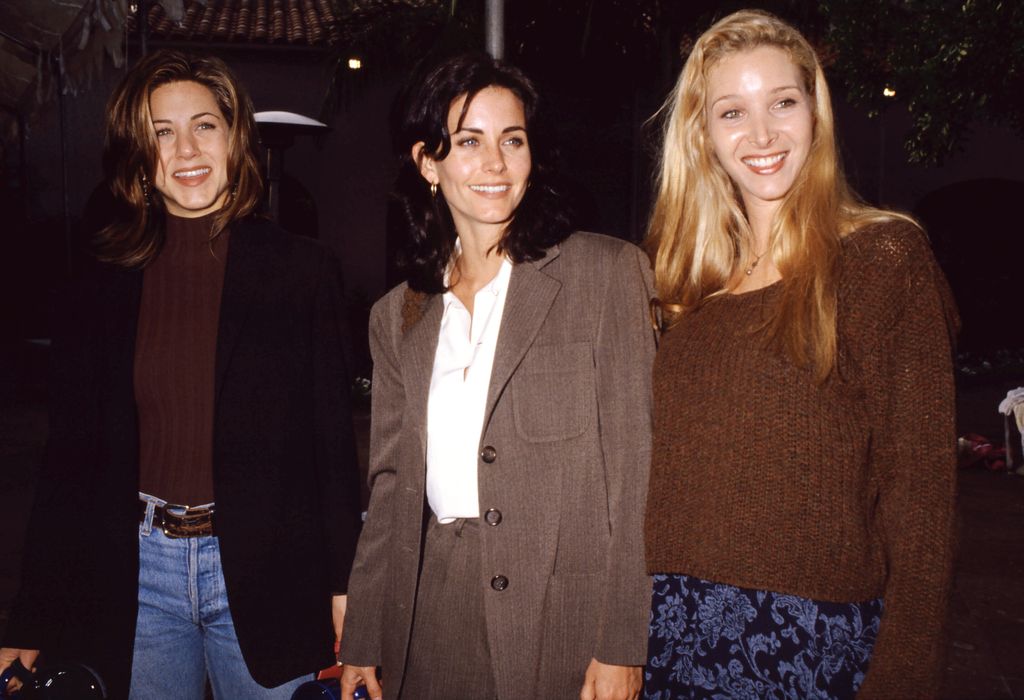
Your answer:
[480,446,497,463]
[490,574,509,591]
[484,508,502,526]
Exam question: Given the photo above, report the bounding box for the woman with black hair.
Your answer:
[339,53,655,700]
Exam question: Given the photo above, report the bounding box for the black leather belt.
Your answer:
[139,500,215,538]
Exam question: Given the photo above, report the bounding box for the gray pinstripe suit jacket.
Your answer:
[340,232,655,699]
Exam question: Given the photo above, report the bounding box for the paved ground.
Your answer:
[944,469,1024,698]
[944,375,1024,699]
[0,339,1021,698]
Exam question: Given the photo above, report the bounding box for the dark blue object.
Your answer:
[0,659,106,699]
[645,573,883,699]
[290,677,367,699]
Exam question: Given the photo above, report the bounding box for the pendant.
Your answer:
[744,248,766,277]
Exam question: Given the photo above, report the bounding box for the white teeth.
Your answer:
[174,167,210,178]
[469,184,510,193]
[742,153,785,168]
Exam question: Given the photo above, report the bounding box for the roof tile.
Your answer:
[126,0,340,46]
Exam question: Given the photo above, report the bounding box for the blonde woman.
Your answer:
[643,10,957,699]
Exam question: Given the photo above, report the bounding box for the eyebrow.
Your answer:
[711,85,801,107]
[454,125,526,134]
[151,111,221,124]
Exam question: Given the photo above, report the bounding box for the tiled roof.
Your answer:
[126,0,342,46]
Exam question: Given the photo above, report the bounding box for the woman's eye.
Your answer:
[197,122,216,131]
[155,128,172,138]
[457,137,478,147]
[721,109,741,120]
[503,136,525,147]
[775,97,798,109]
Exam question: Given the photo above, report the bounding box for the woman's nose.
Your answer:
[177,131,198,158]
[482,144,507,173]
[748,112,777,148]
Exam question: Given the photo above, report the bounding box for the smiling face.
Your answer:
[705,46,814,223]
[418,86,531,242]
[149,80,231,218]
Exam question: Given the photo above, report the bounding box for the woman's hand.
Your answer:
[0,647,40,693]
[341,664,381,700]
[579,658,641,700]
[331,594,348,647]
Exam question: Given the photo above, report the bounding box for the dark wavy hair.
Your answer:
[95,50,263,268]
[391,52,573,293]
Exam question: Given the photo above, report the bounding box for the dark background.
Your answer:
[0,1,1022,697]
[1,0,1021,360]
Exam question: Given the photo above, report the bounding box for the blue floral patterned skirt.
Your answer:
[645,574,883,700]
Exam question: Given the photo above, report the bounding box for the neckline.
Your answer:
[166,210,218,226]
[723,279,782,299]
[442,256,512,309]
[164,211,220,242]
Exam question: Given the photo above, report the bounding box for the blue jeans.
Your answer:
[130,495,312,699]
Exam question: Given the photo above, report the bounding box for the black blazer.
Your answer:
[3,218,362,696]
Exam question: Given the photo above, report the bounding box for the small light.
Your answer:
[347,58,362,70]
[882,86,896,98]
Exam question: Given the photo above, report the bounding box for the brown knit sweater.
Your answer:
[645,221,958,698]
[135,212,229,505]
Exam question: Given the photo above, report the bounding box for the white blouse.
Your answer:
[425,256,513,523]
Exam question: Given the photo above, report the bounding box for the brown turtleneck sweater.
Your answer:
[645,220,958,698]
[134,212,229,506]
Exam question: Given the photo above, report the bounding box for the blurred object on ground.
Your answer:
[999,388,1024,475]
[958,433,1007,472]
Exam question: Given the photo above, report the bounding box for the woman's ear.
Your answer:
[412,142,437,186]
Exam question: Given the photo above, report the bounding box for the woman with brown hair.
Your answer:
[0,50,362,698]
[643,10,957,699]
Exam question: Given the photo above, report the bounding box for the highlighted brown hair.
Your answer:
[95,50,262,268]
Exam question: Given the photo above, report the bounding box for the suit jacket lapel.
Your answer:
[483,246,562,432]
[399,293,444,453]
[215,222,269,402]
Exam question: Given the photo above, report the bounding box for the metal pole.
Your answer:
[265,146,282,223]
[485,0,504,59]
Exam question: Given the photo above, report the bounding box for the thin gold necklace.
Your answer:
[745,249,768,276]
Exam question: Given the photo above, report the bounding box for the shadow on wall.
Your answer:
[915,178,1023,354]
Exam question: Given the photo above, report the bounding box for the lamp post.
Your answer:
[254,111,330,223]
[486,0,504,59]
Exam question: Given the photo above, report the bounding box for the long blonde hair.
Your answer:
[647,9,911,379]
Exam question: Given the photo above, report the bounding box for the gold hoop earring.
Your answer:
[430,182,438,198]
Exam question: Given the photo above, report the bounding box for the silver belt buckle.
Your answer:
[161,504,214,538]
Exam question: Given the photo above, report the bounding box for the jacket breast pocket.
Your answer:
[512,342,595,443]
